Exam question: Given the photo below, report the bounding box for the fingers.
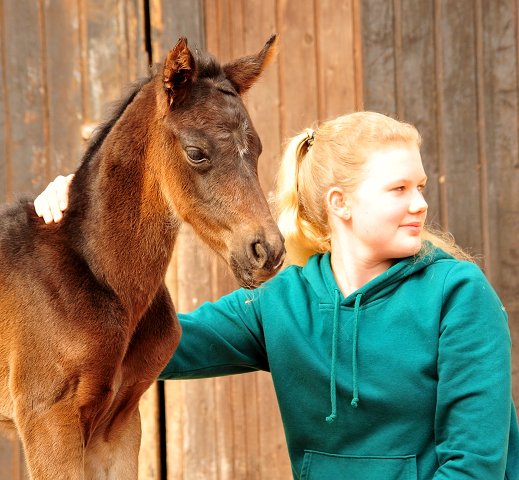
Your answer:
[34,174,74,224]
[34,182,62,223]
[55,173,74,212]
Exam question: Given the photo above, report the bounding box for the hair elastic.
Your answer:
[305,130,315,148]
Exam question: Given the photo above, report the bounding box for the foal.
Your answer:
[0,36,284,479]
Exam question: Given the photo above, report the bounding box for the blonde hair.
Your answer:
[274,111,471,266]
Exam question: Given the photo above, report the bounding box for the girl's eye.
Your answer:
[186,148,206,163]
[418,184,426,192]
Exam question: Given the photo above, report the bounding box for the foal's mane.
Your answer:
[81,76,154,167]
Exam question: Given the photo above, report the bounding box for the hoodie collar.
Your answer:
[302,242,452,307]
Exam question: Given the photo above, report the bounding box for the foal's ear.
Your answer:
[223,35,278,95]
[163,37,196,106]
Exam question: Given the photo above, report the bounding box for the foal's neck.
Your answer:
[68,84,180,316]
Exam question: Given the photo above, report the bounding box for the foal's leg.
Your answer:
[16,400,85,480]
[83,407,141,480]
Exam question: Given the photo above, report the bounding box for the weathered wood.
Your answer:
[173,227,218,480]
[257,370,292,480]
[242,0,280,198]
[41,0,83,178]
[479,0,519,398]
[163,380,184,479]
[398,0,442,224]
[315,0,357,120]
[0,6,8,203]
[1,0,47,195]
[439,0,483,254]
[276,0,319,137]
[205,0,246,63]
[359,0,443,222]
[359,0,397,116]
[0,432,29,480]
[81,0,136,122]
[138,385,162,480]
[149,0,205,62]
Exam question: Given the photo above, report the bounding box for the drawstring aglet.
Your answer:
[326,413,337,423]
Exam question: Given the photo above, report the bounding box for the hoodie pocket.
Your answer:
[301,450,418,479]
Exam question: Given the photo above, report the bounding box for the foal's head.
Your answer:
[150,36,285,289]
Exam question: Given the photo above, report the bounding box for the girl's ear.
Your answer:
[327,187,351,220]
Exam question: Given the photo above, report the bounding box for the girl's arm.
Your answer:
[159,287,269,380]
[434,262,514,478]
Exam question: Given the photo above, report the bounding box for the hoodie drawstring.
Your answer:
[326,289,341,423]
[326,290,363,423]
[351,293,362,408]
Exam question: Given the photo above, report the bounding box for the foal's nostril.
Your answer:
[250,240,268,268]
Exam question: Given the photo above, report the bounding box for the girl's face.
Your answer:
[347,145,428,263]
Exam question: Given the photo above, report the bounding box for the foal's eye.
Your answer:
[186,148,206,163]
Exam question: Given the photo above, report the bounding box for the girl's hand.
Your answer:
[34,174,74,223]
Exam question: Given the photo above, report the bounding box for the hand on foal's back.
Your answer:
[34,174,74,224]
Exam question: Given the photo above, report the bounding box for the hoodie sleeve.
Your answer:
[159,287,269,380]
[434,261,512,478]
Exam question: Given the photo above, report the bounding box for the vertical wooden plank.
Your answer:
[241,4,291,480]
[203,0,220,55]
[0,0,8,203]
[432,0,450,230]
[212,262,240,480]
[203,0,246,344]
[125,0,149,78]
[481,0,519,302]
[276,0,319,137]
[256,371,291,480]
[230,374,261,480]
[0,432,29,480]
[164,380,184,480]
[174,227,218,480]
[242,1,280,198]
[213,375,236,480]
[150,0,205,60]
[439,0,482,254]
[0,434,12,479]
[138,384,162,480]
[359,0,397,116]
[315,0,357,121]
[41,0,83,177]
[398,0,442,225]
[474,0,491,275]
[205,0,246,62]
[81,0,135,122]
[2,0,47,195]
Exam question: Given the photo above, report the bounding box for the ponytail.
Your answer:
[275,129,332,266]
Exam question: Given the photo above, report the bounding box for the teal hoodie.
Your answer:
[160,246,519,479]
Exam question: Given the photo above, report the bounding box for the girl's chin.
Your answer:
[395,239,423,258]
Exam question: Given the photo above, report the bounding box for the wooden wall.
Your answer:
[1,0,518,479]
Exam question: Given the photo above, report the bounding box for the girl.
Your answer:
[35,111,519,479]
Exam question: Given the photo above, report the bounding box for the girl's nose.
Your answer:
[409,191,428,214]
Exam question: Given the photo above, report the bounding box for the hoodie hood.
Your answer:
[302,242,454,420]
